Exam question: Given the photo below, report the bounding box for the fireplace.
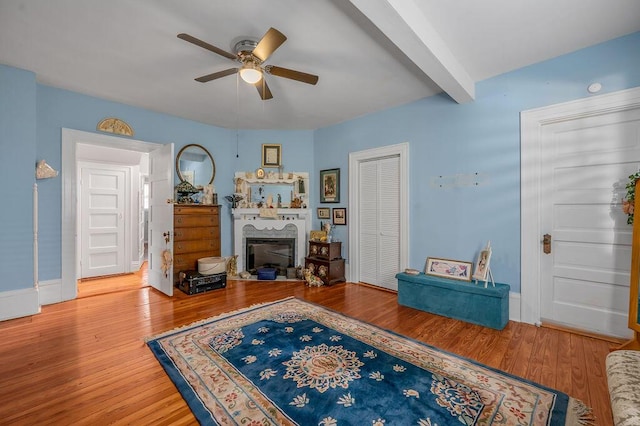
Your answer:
[232,208,311,274]
[246,238,295,276]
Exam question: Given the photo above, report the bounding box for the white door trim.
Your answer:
[348,142,410,283]
[520,86,640,325]
[60,129,163,304]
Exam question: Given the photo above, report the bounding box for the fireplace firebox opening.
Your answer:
[246,238,295,276]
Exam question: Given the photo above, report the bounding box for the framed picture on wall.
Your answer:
[261,144,281,168]
[317,207,330,219]
[320,168,340,203]
[333,208,347,225]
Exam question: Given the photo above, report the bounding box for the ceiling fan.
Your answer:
[178,27,319,100]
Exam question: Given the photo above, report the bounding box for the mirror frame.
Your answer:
[175,143,216,186]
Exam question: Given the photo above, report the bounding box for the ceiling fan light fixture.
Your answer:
[240,64,262,84]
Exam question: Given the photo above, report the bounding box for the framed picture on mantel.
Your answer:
[320,168,340,203]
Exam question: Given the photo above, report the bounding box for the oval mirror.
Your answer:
[176,144,215,188]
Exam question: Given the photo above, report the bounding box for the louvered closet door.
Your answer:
[358,156,400,290]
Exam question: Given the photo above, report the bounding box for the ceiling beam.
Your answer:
[348,0,475,103]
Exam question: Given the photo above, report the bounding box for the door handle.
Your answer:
[542,234,551,254]
[163,231,171,244]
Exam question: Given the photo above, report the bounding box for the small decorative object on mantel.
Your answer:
[224,194,244,209]
[96,117,134,136]
[35,160,58,179]
[623,171,640,224]
[404,268,420,275]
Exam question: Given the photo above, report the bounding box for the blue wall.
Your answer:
[314,32,640,292]
[1,32,638,296]
[0,65,36,291]
[32,86,313,283]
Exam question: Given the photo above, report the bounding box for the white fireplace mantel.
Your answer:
[233,208,311,273]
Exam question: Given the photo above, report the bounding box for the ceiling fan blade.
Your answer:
[266,65,319,85]
[195,68,238,83]
[177,33,237,61]
[252,28,287,62]
[255,79,273,100]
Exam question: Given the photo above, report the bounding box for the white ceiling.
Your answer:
[1,0,638,130]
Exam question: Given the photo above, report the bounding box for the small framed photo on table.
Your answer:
[261,144,281,168]
[333,208,347,225]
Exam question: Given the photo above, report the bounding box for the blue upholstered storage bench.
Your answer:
[396,272,510,330]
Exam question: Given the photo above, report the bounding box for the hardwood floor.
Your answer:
[0,268,616,425]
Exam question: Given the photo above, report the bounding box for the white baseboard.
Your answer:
[38,279,63,305]
[509,291,521,322]
[0,287,40,321]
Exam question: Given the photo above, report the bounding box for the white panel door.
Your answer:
[358,156,400,290]
[541,107,640,336]
[148,143,174,296]
[80,166,126,278]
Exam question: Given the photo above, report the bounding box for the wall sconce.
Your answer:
[36,160,58,179]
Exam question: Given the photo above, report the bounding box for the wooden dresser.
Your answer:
[173,205,221,284]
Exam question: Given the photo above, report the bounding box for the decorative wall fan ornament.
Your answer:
[178,28,318,100]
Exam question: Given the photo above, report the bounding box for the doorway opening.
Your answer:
[54,129,165,305]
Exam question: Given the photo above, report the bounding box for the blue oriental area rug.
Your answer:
[146,297,594,425]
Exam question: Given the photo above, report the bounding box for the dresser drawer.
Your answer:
[174,226,220,241]
[174,214,219,227]
[174,206,219,216]
[175,239,220,254]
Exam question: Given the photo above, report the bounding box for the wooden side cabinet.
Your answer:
[305,241,345,286]
[173,205,221,285]
[308,241,342,260]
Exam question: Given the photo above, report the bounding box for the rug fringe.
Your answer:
[566,398,596,426]
[144,296,296,342]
